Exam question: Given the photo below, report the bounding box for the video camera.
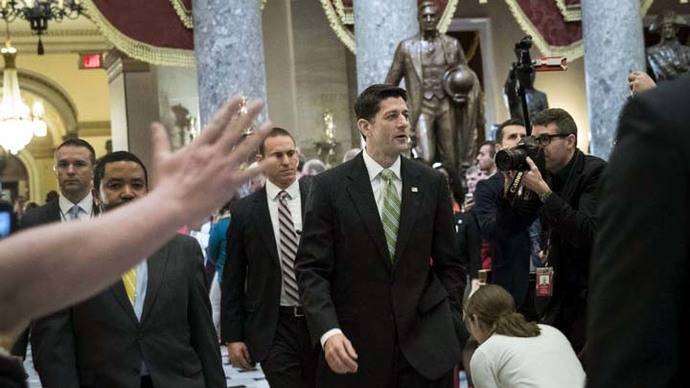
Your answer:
[507,36,567,134]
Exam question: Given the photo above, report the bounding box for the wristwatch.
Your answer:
[539,190,552,203]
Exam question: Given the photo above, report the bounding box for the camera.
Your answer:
[495,136,545,172]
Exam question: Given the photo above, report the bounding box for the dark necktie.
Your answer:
[278,191,300,305]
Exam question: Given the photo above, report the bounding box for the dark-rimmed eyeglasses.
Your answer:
[535,133,570,146]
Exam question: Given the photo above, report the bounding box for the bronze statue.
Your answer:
[443,64,485,169]
[647,11,690,81]
[385,0,467,179]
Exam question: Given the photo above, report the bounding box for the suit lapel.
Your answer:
[346,154,391,270]
[254,188,280,265]
[140,245,170,324]
[112,280,139,324]
[393,158,423,267]
[298,178,310,219]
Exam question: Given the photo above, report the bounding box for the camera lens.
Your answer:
[496,148,527,172]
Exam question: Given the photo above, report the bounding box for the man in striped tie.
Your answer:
[296,84,466,388]
[222,127,318,388]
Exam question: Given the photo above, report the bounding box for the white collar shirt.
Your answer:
[58,193,94,222]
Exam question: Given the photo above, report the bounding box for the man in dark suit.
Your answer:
[296,84,465,388]
[473,119,536,318]
[221,127,318,387]
[32,151,225,388]
[13,138,98,363]
[588,74,690,387]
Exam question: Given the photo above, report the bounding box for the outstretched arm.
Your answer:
[0,96,277,335]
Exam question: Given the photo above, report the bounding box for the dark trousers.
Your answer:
[519,275,539,322]
[261,307,319,388]
[393,345,454,388]
[140,376,153,388]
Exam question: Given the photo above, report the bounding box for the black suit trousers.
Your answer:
[261,310,318,388]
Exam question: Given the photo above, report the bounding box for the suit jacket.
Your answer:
[473,172,533,308]
[588,74,690,387]
[385,34,465,132]
[32,235,225,388]
[455,210,481,280]
[296,153,465,386]
[11,201,64,362]
[537,149,605,352]
[220,178,311,362]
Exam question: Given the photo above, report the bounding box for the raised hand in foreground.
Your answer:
[0,96,276,338]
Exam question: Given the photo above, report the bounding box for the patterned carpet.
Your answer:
[25,345,468,388]
[24,345,269,388]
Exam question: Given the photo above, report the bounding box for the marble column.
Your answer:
[581,0,645,159]
[104,50,159,171]
[193,0,268,127]
[354,0,418,92]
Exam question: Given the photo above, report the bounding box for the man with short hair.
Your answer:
[13,139,97,363]
[221,127,318,388]
[35,150,225,388]
[473,119,536,318]
[475,141,496,177]
[512,108,606,352]
[296,84,465,387]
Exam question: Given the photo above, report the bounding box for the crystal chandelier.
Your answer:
[0,0,84,54]
[0,33,47,154]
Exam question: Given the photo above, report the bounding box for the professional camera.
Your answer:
[495,136,545,172]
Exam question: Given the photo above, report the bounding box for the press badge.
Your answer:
[535,267,554,297]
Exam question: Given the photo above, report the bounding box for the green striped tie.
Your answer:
[380,169,401,261]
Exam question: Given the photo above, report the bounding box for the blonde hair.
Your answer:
[464,284,540,338]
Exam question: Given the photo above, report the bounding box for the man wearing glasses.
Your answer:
[508,108,606,354]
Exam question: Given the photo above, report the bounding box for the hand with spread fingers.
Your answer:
[324,333,359,374]
[0,95,278,335]
[150,96,276,225]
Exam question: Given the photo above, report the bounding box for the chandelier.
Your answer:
[0,0,84,54]
[0,35,47,154]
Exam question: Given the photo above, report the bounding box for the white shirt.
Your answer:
[265,178,302,306]
[470,324,586,388]
[320,149,402,348]
[58,193,94,222]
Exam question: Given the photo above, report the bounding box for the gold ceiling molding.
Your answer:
[320,0,460,54]
[554,0,655,22]
[320,0,354,52]
[170,0,193,29]
[81,0,195,67]
[505,0,585,61]
[171,0,268,29]
[506,0,656,60]
[504,0,584,59]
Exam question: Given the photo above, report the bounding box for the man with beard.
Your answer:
[33,151,225,388]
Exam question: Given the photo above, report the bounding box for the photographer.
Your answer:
[503,108,606,353]
[474,119,537,320]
